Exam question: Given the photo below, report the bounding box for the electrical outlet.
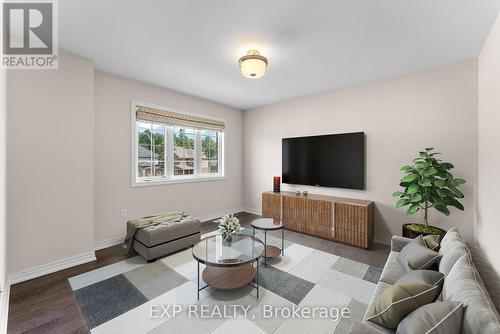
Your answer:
[120,209,128,218]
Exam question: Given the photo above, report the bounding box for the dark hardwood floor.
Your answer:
[7,212,389,334]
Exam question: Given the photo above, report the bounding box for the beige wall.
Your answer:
[478,12,500,276]
[93,72,243,244]
[7,51,95,274]
[244,60,478,243]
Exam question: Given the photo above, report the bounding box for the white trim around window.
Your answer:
[130,100,226,187]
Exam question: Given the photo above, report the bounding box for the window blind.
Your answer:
[136,105,225,132]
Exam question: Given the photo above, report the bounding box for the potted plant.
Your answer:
[393,148,466,239]
[215,214,242,242]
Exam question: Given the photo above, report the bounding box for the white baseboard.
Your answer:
[8,251,96,285]
[94,208,247,253]
[373,233,391,245]
[95,236,124,251]
[196,207,246,223]
[0,282,9,334]
[243,207,261,216]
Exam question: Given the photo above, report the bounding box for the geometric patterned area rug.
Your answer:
[69,230,382,334]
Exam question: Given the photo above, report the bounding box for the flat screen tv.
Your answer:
[282,132,365,190]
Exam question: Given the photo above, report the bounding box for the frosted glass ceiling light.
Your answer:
[238,50,268,79]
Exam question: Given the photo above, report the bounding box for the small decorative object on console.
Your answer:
[215,214,242,241]
[273,176,281,192]
[295,190,301,196]
[303,190,308,196]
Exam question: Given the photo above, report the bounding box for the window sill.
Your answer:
[132,175,226,187]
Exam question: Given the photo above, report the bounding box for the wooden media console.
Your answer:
[262,191,374,248]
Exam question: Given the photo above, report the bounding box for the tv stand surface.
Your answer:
[262,191,374,249]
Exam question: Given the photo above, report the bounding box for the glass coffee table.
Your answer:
[251,218,285,267]
[192,234,264,300]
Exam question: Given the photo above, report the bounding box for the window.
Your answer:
[132,102,224,185]
[137,121,165,178]
[173,126,195,176]
[200,130,219,174]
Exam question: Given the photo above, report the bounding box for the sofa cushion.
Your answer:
[395,270,444,301]
[397,235,441,270]
[439,232,469,276]
[366,283,438,329]
[443,254,500,334]
[380,252,407,285]
[396,301,463,334]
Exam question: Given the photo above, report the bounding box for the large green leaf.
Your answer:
[423,168,438,177]
[406,204,420,215]
[400,166,413,173]
[433,179,447,188]
[425,147,434,151]
[453,178,466,185]
[441,162,454,170]
[434,205,450,216]
[437,189,454,198]
[416,162,432,170]
[392,191,403,197]
[402,174,419,183]
[444,198,465,211]
[406,184,420,195]
[410,194,422,202]
[449,187,464,199]
[430,195,442,204]
[396,199,408,208]
[418,178,432,187]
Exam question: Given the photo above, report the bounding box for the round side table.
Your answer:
[251,218,284,267]
[192,234,264,300]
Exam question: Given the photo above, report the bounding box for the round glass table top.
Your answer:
[251,218,284,230]
[192,234,265,267]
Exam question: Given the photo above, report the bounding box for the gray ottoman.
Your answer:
[132,216,201,262]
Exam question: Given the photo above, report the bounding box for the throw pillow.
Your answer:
[439,239,469,276]
[423,234,440,251]
[395,270,444,301]
[396,301,463,334]
[366,283,438,329]
[439,227,459,253]
[397,235,441,270]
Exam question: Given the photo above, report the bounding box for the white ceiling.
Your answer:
[60,0,500,110]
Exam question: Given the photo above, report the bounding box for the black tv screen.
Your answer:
[282,132,365,190]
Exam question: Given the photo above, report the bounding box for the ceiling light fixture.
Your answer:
[238,50,268,79]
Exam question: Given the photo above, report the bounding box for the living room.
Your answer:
[0,1,499,333]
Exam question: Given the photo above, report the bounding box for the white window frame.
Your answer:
[131,100,225,187]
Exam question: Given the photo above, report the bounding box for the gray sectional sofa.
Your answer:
[351,228,500,333]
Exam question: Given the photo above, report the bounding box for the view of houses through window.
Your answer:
[173,126,195,176]
[137,121,165,178]
[136,120,222,182]
[201,130,219,174]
